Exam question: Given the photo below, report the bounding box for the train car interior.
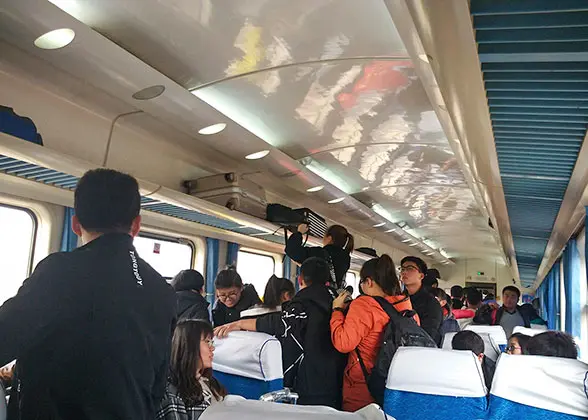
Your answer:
[0,1,587,419]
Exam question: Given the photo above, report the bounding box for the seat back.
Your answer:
[442,332,501,362]
[213,331,283,399]
[465,325,507,351]
[383,347,487,420]
[512,326,543,336]
[489,354,588,419]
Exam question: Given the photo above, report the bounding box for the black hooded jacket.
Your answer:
[256,284,346,409]
[410,285,443,346]
[176,291,210,323]
[212,284,261,327]
[285,232,351,289]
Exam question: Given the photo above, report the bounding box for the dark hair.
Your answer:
[74,169,140,233]
[215,266,243,289]
[262,275,295,308]
[170,320,226,406]
[400,256,428,275]
[484,293,495,301]
[473,304,493,325]
[466,288,483,306]
[527,331,578,359]
[326,225,354,254]
[356,247,378,258]
[423,270,439,289]
[450,285,464,298]
[431,288,451,313]
[452,330,484,356]
[502,285,521,299]
[509,333,530,354]
[300,257,330,286]
[428,269,441,279]
[172,270,205,292]
[360,255,402,296]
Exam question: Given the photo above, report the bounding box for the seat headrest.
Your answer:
[464,325,507,345]
[490,353,588,417]
[213,331,282,381]
[386,347,487,398]
[512,326,543,337]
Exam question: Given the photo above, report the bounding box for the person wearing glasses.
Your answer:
[400,256,443,346]
[156,319,226,420]
[212,267,261,327]
[506,333,530,355]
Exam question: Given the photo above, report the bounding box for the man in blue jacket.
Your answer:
[0,169,176,420]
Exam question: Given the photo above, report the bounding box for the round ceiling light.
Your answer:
[245,150,270,160]
[328,197,345,204]
[373,222,386,228]
[34,28,75,50]
[198,123,226,135]
[132,85,165,100]
[307,186,324,193]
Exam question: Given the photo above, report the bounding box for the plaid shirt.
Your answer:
[156,382,212,420]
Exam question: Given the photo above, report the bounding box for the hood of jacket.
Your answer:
[176,290,209,314]
[293,283,335,314]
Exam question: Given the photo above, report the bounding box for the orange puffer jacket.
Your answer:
[330,294,420,412]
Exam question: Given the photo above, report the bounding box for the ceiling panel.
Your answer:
[48,0,408,88]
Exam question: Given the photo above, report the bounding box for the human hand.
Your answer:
[214,321,242,338]
[297,224,309,234]
[332,291,351,311]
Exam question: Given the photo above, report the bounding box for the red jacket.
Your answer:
[330,295,419,412]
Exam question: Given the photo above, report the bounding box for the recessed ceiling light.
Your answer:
[198,123,226,135]
[362,187,369,191]
[245,150,270,160]
[328,197,345,204]
[373,222,386,228]
[401,239,411,243]
[385,228,396,233]
[307,186,324,193]
[418,54,431,63]
[34,28,75,50]
[132,85,165,100]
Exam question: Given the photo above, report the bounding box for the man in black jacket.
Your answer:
[214,257,346,409]
[400,256,443,346]
[0,169,176,420]
[172,269,210,323]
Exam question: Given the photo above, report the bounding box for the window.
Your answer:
[133,235,193,280]
[346,271,360,297]
[237,250,276,298]
[0,205,36,305]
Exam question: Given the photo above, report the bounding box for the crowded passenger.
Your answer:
[157,320,226,420]
[490,286,545,337]
[450,285,465,310]
[214,257,346,409]
[431,288,460,336]
[212,267,261,327]
[172,269,210,323]
[452,330,495,389]
[240,275,295,318]
[0,169,177,419]
[527,331,578,359]
[400,256,443,345]
[285,224,354,289]
[454,287,483,329]
[423,268,441,290]
[329,255,420,411]
[506,332,530,355]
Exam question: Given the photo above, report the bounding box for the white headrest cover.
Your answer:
[386,347,487,398]
[213,331,283,381]
[465,325,507,345]
[200,396,386,420]
[442,332,500,362]
[491,354,588,417]
[442,332,457,350]
[512,326,543,337]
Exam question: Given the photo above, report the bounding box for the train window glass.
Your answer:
[0,205,35,304]
[133,235,193,280]
[346,271,360,297]
[237,250,275,298]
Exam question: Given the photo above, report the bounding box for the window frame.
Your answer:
[135,232,195,278]
[0,203,37,276]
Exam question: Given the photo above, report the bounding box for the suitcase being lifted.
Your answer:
[184,173,268,220]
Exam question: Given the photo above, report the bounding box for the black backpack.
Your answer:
[356,296,437,405]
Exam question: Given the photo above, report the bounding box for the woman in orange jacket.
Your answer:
[330,255,420,412]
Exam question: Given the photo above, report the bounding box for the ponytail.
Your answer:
[326,225,354,254]
[431,288,451,314]
[263,275,295,308]
[359,254,401,296]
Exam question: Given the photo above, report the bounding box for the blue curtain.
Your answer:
[283,256,292,280]
[206,238,219,305]
[226,242,239,267]
[563,239,582,337]
[546,262,561,330]
[60,207,77,252]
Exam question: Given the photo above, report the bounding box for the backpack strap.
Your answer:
[355,348,370,385]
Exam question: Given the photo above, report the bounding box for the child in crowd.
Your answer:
[212,267,261,326]
[452,330,495,389]
[527,331,578,359]
[506,333,530,355]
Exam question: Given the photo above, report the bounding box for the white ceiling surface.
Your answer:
[0,0,504,262]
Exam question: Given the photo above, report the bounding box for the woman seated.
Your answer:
[157,319,226,420]
[240,275,295,318]
[506,332,530,355]
[330,255,420,412]
[212,267,261,327]
[431,288,460,336]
